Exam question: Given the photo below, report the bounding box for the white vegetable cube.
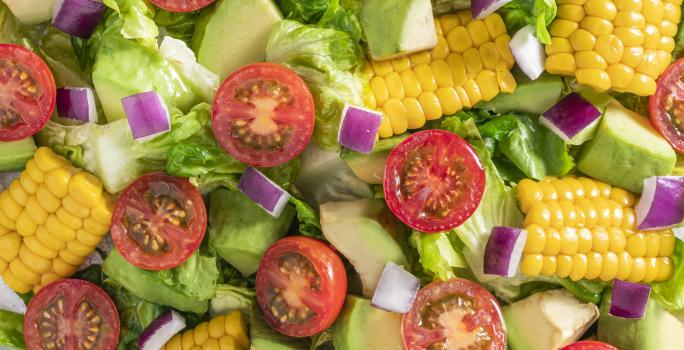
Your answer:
[121,91,171,142]
[338,105,383,154]
[635,176,684,230]
[238,167,291,218]
[0,276,26,314]
[371,262,420,313]
[510,25,546,80]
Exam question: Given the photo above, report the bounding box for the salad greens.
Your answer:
[0,310,24,350]
[500,0,557,44]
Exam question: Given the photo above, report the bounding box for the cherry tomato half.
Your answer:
[212,62,315,167]
[148,0,216,12]
[111,172,207,270]
[256,236,347,337]
[561,341,618,350]
[24,279,120,350]
[650,58,684,153]
[384,129,486,233]
[402,278,506,350]
[0,44,56,141]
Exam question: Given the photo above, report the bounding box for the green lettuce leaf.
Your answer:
[277,0,363,46]
[155,9,198,47]
[0,310,24,350]
[410,231,467,281]
[210,284,255,317]
[289,196,324,238]
[500,0,557,44]
[102,0,159,46]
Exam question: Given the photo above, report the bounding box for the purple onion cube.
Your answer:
[636,176,684,230]
[610,280,650,319]
[541,93,602,141]
[122,91,171,142]
[338,105,383,154]
[56,87,97,124]
[52,0,106,39]
[238,167,291,218]
[483,226,528,277]
[371,262,420,313]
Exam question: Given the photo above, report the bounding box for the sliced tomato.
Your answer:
[111,172,207,270]
[650,58,684,153]
[561,341,618,350]
[24,279,120,350]
[402,278,506,350]
[384,129,486,233]
[148,0,216,12]
[0,44,56,141]
[212,62,315,167]
[256,236,346,337]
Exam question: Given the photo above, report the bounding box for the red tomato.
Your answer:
[402,278,506,350]
[24,279,120,350]
[384,129,486,233]
[111,172,207,270]
[148,0,216,12]
[561,341,618,350]
[256,236,347,337]
[650,58,684,152]
[212,62,315,167]
[0,44,55,141]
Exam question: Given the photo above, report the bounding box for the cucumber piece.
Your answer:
[0,138,36,171]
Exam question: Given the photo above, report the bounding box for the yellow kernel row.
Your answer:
[523,199,637,230]
[518,177,636,213]
[162,312,250,350]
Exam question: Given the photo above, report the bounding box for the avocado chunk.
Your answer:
[597,290,684,350]
[209,189,295,277]
[194,0,282,79]
[504,289,599,350]
[332,296,403,350]
[320,199,409,297]
[341,135,406,184]
[577,103,676,192]
[477,72,564,115]
[360,0,437,60]
[0,138,36,171]
[250,304,309,350]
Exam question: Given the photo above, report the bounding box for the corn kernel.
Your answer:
[524,225,546,253]
[36,184,60,213]
[660,231,675,256]
[447,27,473,53]
[598,252,618,281]
[8,180,28,206]
[476,42,500,71]
[383,73,405,100]
[25,160,45,184]
[2,270,31,294]
[621,46,645,67]
[474,70,499,101]
[663,2,682,22]
[543,228,562,255]
[208,315,227,339]
[546,37,574,55]
[391,57,412,72]
[616,251,634,280]
[657,257,674,281]
[0,259,6,274]
[592,227,610,253]
[62,195,90,219]
[19,172,37,194]
[643,0,665,23]
[83,217,109,236]
[577,228,593,253]
[56,207,82,231]
[559,4,587,21]
[67,240,92,257]
[383,99,409,135]
[570,29,597,51]
[76,229,101,247]
[10,259,40,285]
[432,60,454,87]
[555,255,573,278]
[595,34,625,64]
[166,335,182,350]
[546,53,577,75]
[403,98,427,129]
[616,11,647,28]
[585,252,603,280]
[467,20,490,47]
[626,232,647,256]
[584,0,618,19]
[570,254,589,281]
[484,14,507,37]
[581,16,615,35]
[182,331,195,350]
[0,232,21,261]
[16,211,36,237]
[559,227,580,255]
[560,0,588,4]
[52,257,78,277]
[660,36,675,52]
[202,339,219,350]
[626,73,656,95]
[378,113,393,138]
[46,214,76,242]
[19,245,51,275]
[496,66,517,93]
[24,235,57,259]
[33,147,69,173]
[224,311,249,349]
[541,256,558,276]
[615,0,643,10]
[446,53,467,86]
[417,92,443,121]
[440,14,460,34]
[614,27,645,46]
[463,48,484,78]
[551,19,581,37]
[415,64,438,92]
[370,60,393,77]
[36,227,65,251]
[495,35,515,69]
[576,51,608,69]
[642,24,662,50]
[360,61,374,81]
[59,247,84,266]
[370,77,389,106]
[399,70,422,98]
[25,196,47,225]
[576,69,611,91]
[641,257,659,282]
[0,191,21,221]
[458,11,472,25]
[521,254,544,276]
[644,233,661,257]
[436,87,463,115]
[455,86,473,108]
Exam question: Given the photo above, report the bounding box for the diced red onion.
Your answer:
[484,226,527,277]
[56,87,97,124]
[51,0,105,39]
[472,0,513,19]
[636,176,684,230]
[138,310,186,350]
[121,91,171,142]
[237,167,291,218]
[509,25,546,80]
[371,262,420,313]
[609,280,650,319]
[0,276,26,314]
[540,93,602,143]
[338,105,382,154]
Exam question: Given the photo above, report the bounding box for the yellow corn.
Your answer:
[545,0,682,95]
[0,147,112,294]
[518,176,674,283]
[365,11,517,138]
[161,311,250,350]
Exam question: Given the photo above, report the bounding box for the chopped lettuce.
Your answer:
[155,9,199,47]
[277,0,363,46]
[289,196,324,238]
[102,0,159,46]
[410,231,467,281]
[159,36,219,101]
[500,0,557,44]
[210,284,255,318]
[0,310,24,350]
[266,20,368,150]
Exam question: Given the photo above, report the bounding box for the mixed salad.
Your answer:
[3,0,684,349]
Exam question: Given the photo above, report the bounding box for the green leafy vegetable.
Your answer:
[103,281,165,350]
[289,196,324,238]
[652,240,684,313]
[0,310,24,350]
[155,9,199,47]
[500,0,557,44]
[102,0,159,46]
[210,284,255,317]
[277,0,363,46]
[410,231,467,281]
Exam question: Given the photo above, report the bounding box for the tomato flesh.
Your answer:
[256,236,346,337]
[650,58,684,153]
[148,0,216,12]
[111,172,207,270]
[384,130,486,233]
[561,341,618,350]
[0,44,55,141]
[24,279,120,350]
[402,278,506,350]
[212,63,315,167]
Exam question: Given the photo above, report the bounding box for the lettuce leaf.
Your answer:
[102,0,159,46]
[155,9,198,47]
[0,310,24,350]
[277,0,363,46]
[500,0,557,44]
[410,231,467,281]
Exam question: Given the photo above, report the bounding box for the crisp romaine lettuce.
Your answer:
[159,36,219,101]
[266,20,367,149]
[102,0,159,46]
[410,231,467,281]
[154,9,198,47]
[500,0,557,44]
[0,310,24,350]
[277,0,363,46]
[289,196,325,239]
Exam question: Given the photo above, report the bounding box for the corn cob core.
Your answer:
[544,0,683,95]
[161,311,250,350]
[517,176,675,283]
[363,11,518,138]
[0,147,113,294]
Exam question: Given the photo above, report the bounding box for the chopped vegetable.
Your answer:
[160,311,249,350]
[237,167,291,218]
[338,105,382,154]
[56,87,98,124]
[122,91,172,142]
[472,0,513,19]
[0,276,25,314]
[610,280,650,319]
[650,58,684,153]
[509,25,545,80]
[138,310,186,350]
[484,226,527,277]
[635,176,684,230]
[371,262,420,313]
[51,0,105,38]
[540,92,602,145]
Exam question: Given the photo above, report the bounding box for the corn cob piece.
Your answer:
[518,176,674,283]
[0,147,112,294]
[162,311,250,350]
[363,11,517,138]
[544,0,682,95]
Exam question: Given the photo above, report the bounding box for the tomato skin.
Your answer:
[384,129,486,233]
[212,62,315,167]
[561,341,618,350]
[111,172,207,270]
[148,0,216,12]
[650,58,684,153]
[24,279,120,350]
[0,44,56,141]
[402,278,506,350]
[256,236,347,337]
